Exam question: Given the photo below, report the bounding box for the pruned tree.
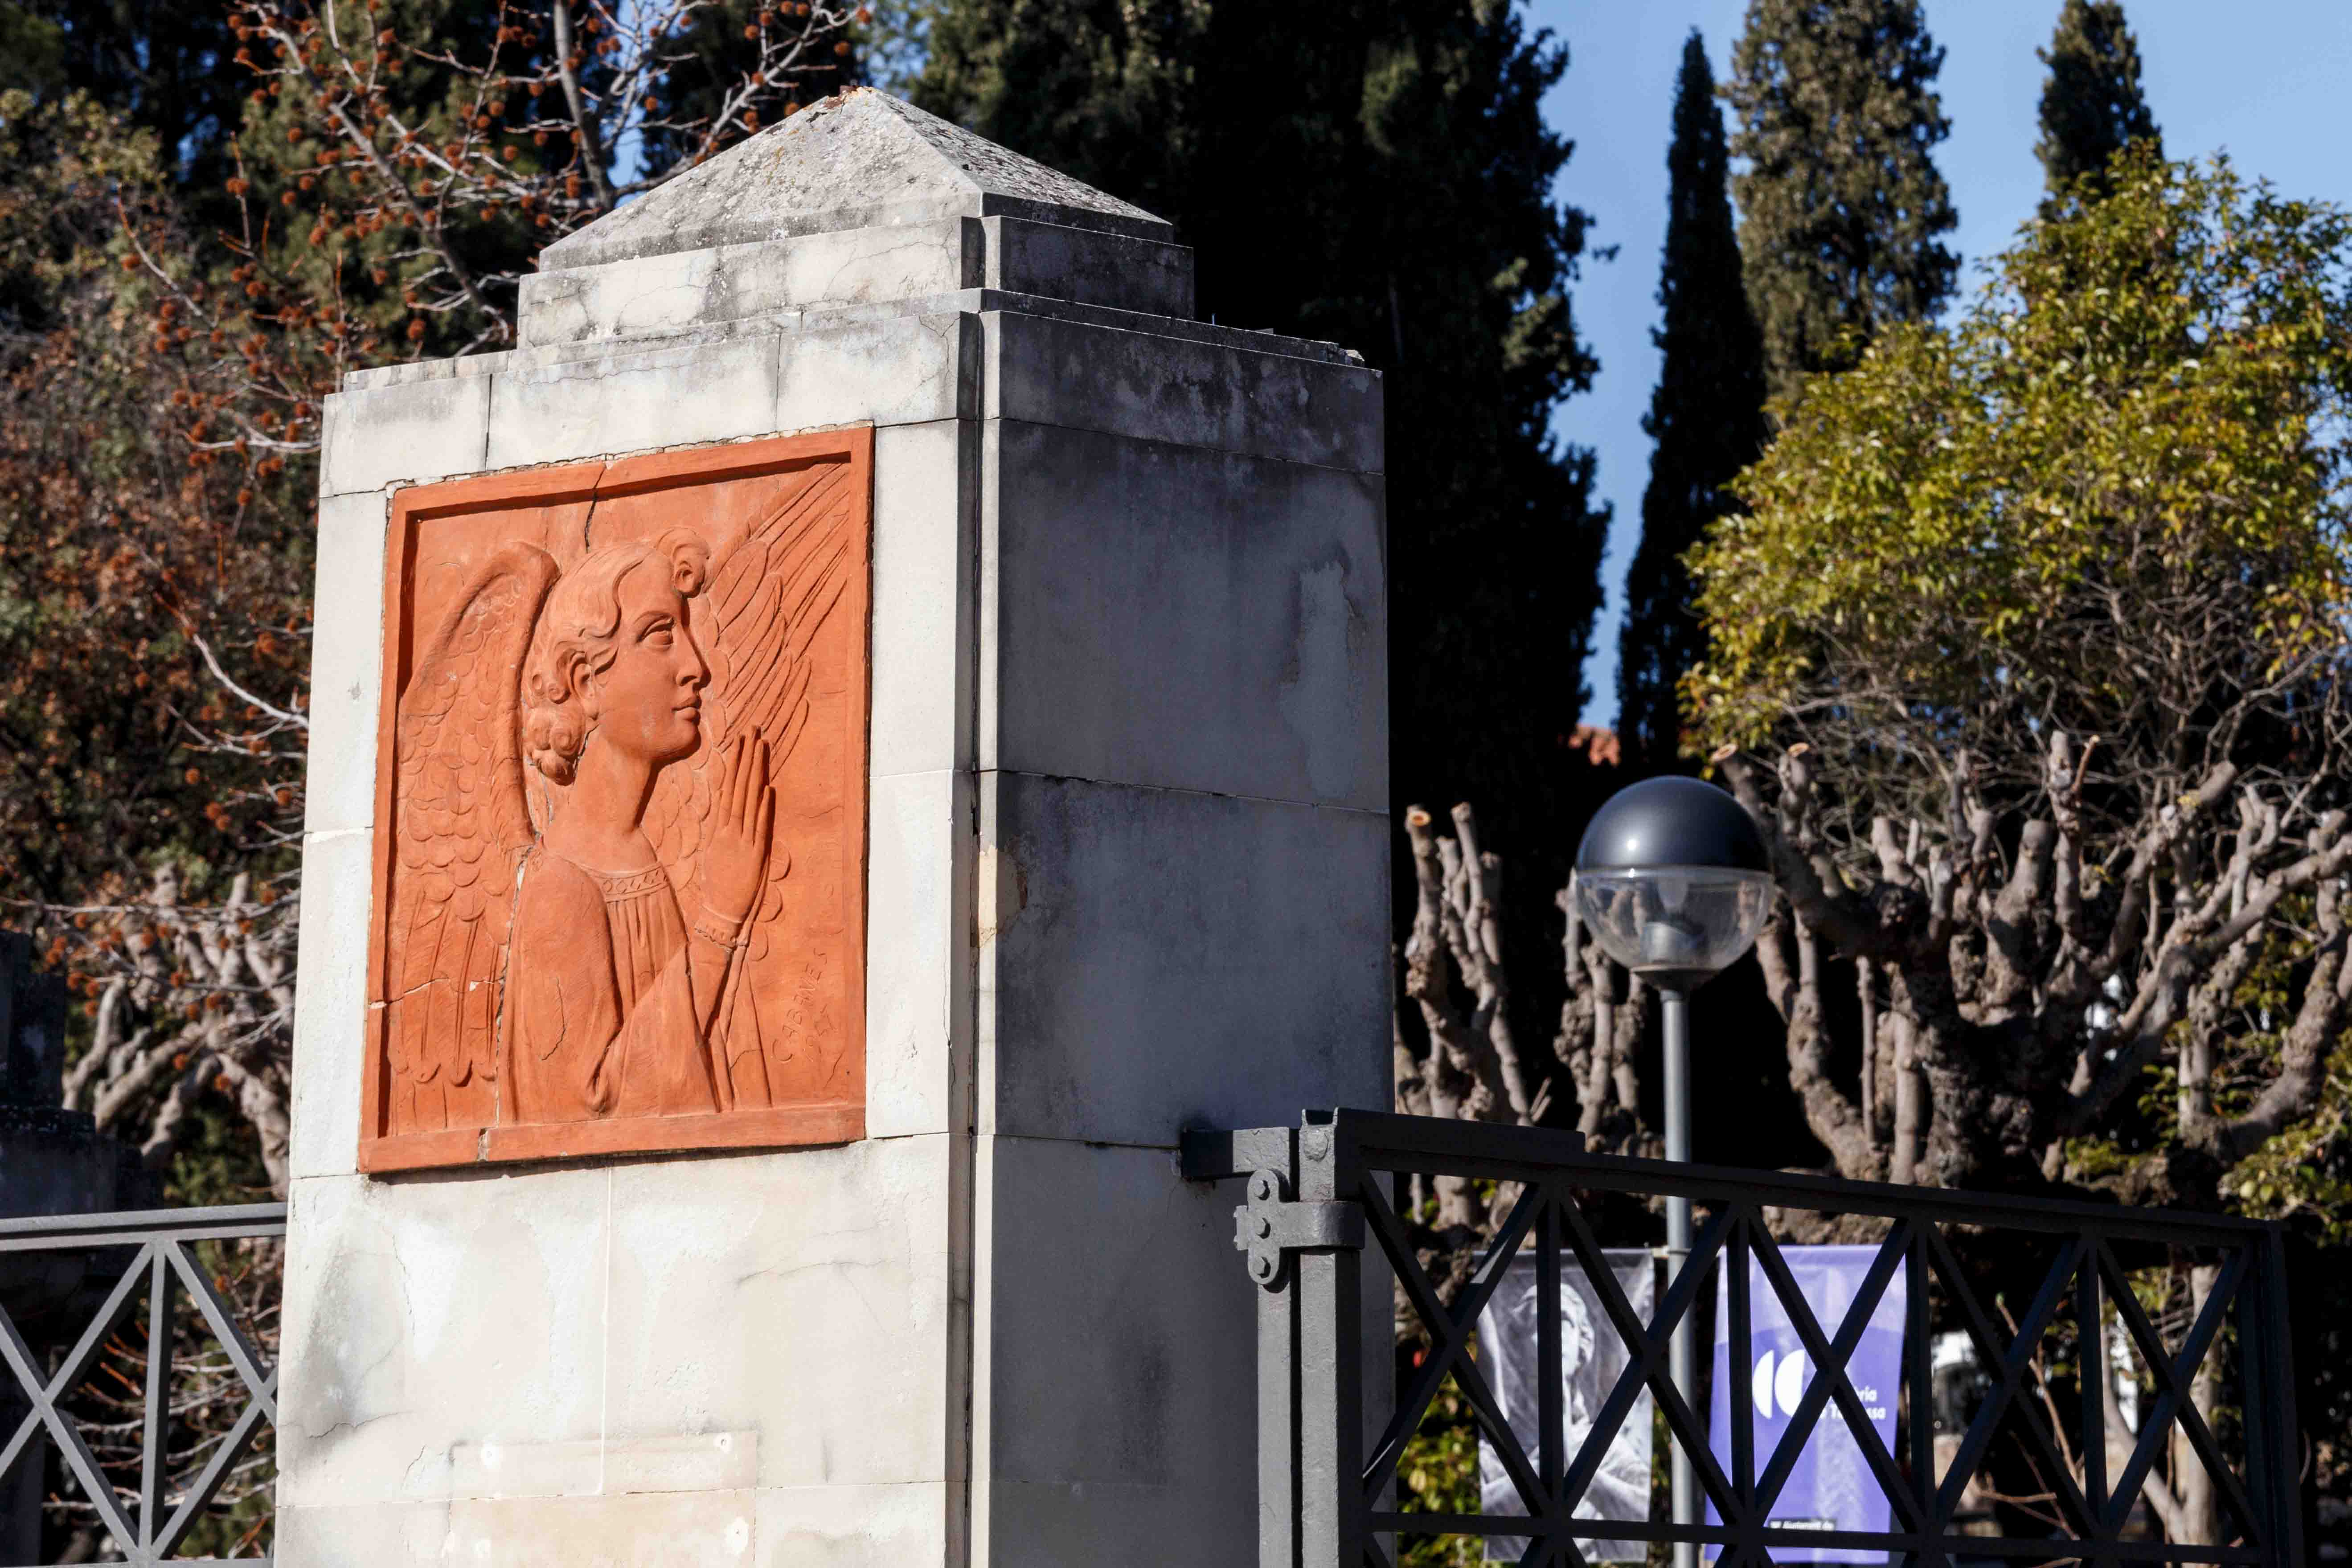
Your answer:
[1394,801,1647,1255]
[1684,150,2352,1543]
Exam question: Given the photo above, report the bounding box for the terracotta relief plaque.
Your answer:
[360,430,871,1173]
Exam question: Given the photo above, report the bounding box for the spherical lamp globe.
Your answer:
[1570,776,1774,991]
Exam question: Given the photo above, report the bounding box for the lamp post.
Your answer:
[1571,776,1773,1568]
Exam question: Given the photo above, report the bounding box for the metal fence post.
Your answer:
[2243,1228,2305,1568]
[1259,1238,1299,1568]
[1292,1119,1362,1568]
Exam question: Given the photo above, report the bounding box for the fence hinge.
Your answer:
[1233,1168,1364,1288]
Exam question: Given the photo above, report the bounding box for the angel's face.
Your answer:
[586,562,708,766]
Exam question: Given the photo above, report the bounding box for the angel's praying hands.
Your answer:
[699,737,776,925]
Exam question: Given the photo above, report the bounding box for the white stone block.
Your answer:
[754,1482,955,1568]
[276,1167,613,1509]
[987,420,1386,810]
[973,1136,1254,1564]
[303,492,389,836]
[288,828,372,1183]
[271,1498,455,1566]
[340,354,505,394]
[775,312,975,434]
[280,1491,761,1568]
[278,1472,952,1566]
[986,310,1381,472]
[443,1489,759,1565]
[865,769,971,1141]
[976,774,1391,1147]
[485,335,781,470]
[320,373,490,496]
[870,419,974,781]
[601,1137,958,1488]
[519,223,971,348]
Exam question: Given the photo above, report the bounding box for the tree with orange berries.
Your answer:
[4,1,866,1204]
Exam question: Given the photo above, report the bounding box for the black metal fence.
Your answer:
[1183,1110,2302,1568]
[0,1204,286,1567]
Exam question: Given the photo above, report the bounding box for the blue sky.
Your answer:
[1537,0,2352,728]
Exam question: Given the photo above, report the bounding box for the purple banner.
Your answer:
[1706,1245,1905,1564]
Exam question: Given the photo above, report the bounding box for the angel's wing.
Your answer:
[646,459,858,903]
[382,543,559,1131]
[644,459,859,1095]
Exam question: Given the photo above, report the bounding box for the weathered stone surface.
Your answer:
[320,373,489,498]
[274,1483,957,1567]
[287,828,369,1183]
[982,217,1192,320]
[871,418,974,781]
[443,1489,758,1566]
[986,309,1383,471]
[541,90,1169,273]
[302,492,388,837]
[520,216,1196,351]
[520,223,965,348]
[275,1490,766,1568]
[975,1135,1254,1563]
[977,773,1391,1147]
[484,334,780,470]
[773,310,977,434]
[864,769,970,1141]
[754,1482,955,1568]
[278,1138,957,1500]
[986,420,1385,809]
[278,1167,612,1510]
[270,1499,457,1566]
[602,1137,957,1487]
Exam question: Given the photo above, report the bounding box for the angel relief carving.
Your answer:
[361,430,871,1171]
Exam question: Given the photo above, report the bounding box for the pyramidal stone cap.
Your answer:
[540,87,1172,272]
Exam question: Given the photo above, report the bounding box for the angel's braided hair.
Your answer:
[522,528,710,785]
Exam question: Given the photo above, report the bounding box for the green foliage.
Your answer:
[1397,1379,1480,1567]
[0,4,66,99]
[0,1,243,187]
[853,0,931,91]
[2211,903,2352,1239]
[1689,149,2352,772]
[1616,32,1766,774]
[2036,0,2159,210]
[1725,0,1958,398]
[917,0,1614,973]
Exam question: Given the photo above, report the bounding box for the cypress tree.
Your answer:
[0,0,241,184]
[2036,0,2159,207]
[918,0,1614,982]
[1617,33,1766,774]
[1725,0,1958,398]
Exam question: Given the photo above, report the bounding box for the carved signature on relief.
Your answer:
[366,437,869,1168]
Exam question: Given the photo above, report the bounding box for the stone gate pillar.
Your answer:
[280,88,1387,1565]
